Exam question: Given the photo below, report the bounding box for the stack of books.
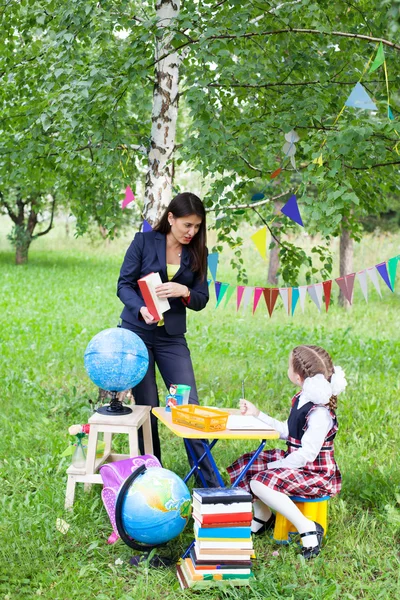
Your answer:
[177,488,255,589]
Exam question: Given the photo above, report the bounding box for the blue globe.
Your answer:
[120,467,191,545]
[84,328,149,392]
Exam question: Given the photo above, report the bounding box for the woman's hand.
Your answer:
[140,306,155,324]
[239,398,260,417]
[155,282,189,299]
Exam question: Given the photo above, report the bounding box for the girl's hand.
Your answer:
[240,399,260,417]
[140,306,155,324]
[155,282,189,299]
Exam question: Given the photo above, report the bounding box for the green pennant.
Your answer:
[388,256,399,290]
[223,284,236,308]
[216,282,229,307]
[388,105,394,120]
[369,42,385,73]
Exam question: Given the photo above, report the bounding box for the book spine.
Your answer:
[138,279,161,321]
[195,526,252,538]
[196,540,253,550]
[193,511,253,524]
[192,500,253,514]
[193,492,252,505]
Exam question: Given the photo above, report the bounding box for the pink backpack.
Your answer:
[100,455,161,544]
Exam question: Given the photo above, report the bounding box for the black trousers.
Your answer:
[121,320,220,487]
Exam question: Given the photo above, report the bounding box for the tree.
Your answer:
[2,1,400,284]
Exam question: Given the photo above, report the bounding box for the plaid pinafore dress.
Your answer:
[227,394,342,498]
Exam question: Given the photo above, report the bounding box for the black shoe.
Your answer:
[251,513,276,536]
[300,522,324,559]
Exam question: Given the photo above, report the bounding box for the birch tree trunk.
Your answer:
[338,227,353,309]
[267,200,283,285]
[143,0,181,225]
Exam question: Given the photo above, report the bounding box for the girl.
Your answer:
[227,345,347,559]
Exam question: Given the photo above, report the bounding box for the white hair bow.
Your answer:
[300,366,347,406]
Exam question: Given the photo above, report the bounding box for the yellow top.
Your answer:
[157,263,180,326]
[152,407,279,440]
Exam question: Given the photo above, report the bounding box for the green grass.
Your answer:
[0,219,399,599]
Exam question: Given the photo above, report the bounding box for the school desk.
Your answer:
[152,407,279,488]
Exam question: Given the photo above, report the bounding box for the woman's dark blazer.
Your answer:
[117,231,209,335]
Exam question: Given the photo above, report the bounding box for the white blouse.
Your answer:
[257,394,334,470]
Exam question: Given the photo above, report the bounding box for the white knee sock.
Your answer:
[251,499,272,533]
[250,480,318,548]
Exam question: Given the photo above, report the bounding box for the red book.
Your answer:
[193,517,252,529]
[193,510,253,524]
[137,272,170,321]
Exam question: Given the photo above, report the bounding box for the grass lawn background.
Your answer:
[0,216,399,599]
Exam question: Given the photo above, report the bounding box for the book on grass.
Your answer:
[192,509,253,525]
[188,558,251,576]
[176,562,252,590]
[194,545,253,561]
[195,539,253,550]
[189,547,252,568]
[194,523,252,538]
[193,488,252,504]
[226,414,276,430]
[185,559,253,581]
[137,272,170,321]
[192,498,252,514]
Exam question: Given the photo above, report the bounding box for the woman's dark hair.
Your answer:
[153,192,207,280]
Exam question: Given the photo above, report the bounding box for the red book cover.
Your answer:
[138,272,170,321]
[193,511,253,524]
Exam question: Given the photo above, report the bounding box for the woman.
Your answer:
[117,192,219,487]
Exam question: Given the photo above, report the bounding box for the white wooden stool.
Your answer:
[65,405,153,509]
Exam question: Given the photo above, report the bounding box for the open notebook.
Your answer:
[226,415,275,431]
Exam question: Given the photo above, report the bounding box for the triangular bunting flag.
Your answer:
[143,219,153,232]
[242,287,254,311]
[207,278,211,287]
[122,186,135,209]
[388,256,399,290]
[281,195,304,227]
[208,253,219,282]
[312,154,323,166]
[366,267,382,297]
[270,167,282,179]
[223,285,236,307]
[263,288,279,317]
[376,262,393,291]
[251,192,265,202]
[322,280,332,312]
[357,271,368,303]
[388,106,394,120]
[237,286,245,311]
[308,284,323,312]
[251,227,268,260]
[216,282,229,307]
[345,82,377,111]
[279,288,290,315]
[291,287,299,316]
[335,273,355,304]
[253,287,264,314]
[298,286,307,313]
[214,281,222,302]
[369,42,385,73]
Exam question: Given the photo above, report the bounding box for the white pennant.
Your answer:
[298,286,308,312]
[241,286,254,311]
[279,288,289,314]
[307,284,323,312]
[367,267,382,298]
[356,271,368,302]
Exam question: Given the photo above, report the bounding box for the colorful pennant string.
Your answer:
[208,253,219,282]
[122,186,135,209]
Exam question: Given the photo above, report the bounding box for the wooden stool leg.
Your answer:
[85,426,99,474]
[65,476,76,510]
[128,430,139,457]
[141,417,154,455]
[103,432,112,456]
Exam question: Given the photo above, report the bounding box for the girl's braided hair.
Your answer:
[291,345,338,410]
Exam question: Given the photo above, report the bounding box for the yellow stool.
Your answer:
[273,495,330,544]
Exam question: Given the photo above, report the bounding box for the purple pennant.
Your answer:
[376,262,393,291]
[214,281,222,301]
[143,219,153,232]
[281,195,304,227]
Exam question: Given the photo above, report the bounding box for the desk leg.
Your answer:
[183,439,224,487]
[231,439,267,488]
[200,441,225,487]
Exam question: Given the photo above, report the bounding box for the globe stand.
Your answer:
[97,391,132,416]
[115,465,178,569]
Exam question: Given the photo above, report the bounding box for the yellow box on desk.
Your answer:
[171,405,229,432]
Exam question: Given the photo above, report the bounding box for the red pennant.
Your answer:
[263,288,279,317]
[270,168,282,180]
[237,286,245,311]
[322,280,332,312]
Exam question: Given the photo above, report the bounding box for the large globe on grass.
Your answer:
[119,467,191,546]
[84,328,149,391]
